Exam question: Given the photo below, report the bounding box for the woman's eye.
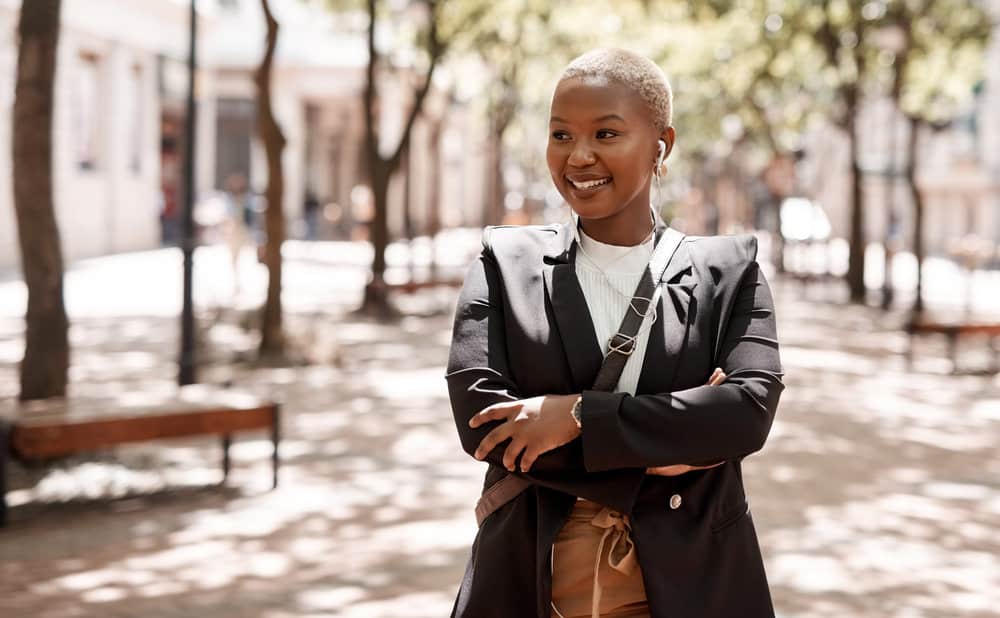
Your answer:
[551,131,570,141]
[596,129,618,139]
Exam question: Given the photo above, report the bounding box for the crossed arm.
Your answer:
[445,244,783,511]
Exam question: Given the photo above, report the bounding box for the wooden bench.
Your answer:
[906,320,1000,373]
[0,385,280,526]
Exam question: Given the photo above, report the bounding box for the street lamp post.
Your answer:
[179,0,197,385]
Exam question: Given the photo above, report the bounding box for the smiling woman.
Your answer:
[446,48,784,618]
[547,50,674,248]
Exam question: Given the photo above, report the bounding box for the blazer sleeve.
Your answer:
[579,236,785,471]
[445,230,645,513]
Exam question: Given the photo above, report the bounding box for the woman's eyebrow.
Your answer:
[549,113,626,124]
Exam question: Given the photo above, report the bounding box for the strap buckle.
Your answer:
[607,332,638,356]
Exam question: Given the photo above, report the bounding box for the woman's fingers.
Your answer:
[502,438,527,471]
[707,367,726,386]
[469,402,515,428]
[646,460,726,476]
[646,464,690,476]
[690,461,725,470]
[474,422,513,460]
[520,445,547,473]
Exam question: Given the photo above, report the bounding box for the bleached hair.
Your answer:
[560,48,673,131]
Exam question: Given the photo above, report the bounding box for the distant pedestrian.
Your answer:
[446,48,784,618]
[303,189,320,240]
[223,172,253,300]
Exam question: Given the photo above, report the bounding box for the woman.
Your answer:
[446,48,784,618]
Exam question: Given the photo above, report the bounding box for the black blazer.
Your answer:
[446,215,784,618]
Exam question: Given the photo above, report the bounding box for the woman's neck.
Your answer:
[577,204,654,246]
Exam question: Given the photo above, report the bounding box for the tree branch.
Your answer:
[388,0,441,169]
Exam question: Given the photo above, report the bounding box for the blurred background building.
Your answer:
[801,0,1000,259]
[0,0,489,269]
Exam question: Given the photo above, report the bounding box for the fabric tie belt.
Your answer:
[551,500,646,618]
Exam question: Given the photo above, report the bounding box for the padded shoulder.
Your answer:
[481,224,561,259]
[685,233,758,270]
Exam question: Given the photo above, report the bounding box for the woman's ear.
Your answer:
[660,127,676,160]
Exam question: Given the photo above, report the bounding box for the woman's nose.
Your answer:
[567,141,596,167]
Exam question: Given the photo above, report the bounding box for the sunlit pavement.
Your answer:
[0,240,997,618]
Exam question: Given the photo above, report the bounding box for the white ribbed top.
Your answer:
[572,217,656,395]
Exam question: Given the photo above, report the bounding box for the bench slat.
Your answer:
[10,406,276,460]
[911,323,1000,335]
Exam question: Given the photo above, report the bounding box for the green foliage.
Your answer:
[318,0,992,185]
[887,0,991,123]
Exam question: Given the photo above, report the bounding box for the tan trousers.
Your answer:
[550,499,650,618]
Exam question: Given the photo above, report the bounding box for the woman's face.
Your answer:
[546,76,671,223]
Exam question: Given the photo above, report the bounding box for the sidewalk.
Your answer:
[0,247,997,618]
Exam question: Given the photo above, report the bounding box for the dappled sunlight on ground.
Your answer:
[750,283,999,618]
[0,261,996,616]
[1,294,478,617]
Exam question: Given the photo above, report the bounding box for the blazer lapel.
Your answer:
[542,222,604,393]
[542,216,696,395]
[636,236,697,395]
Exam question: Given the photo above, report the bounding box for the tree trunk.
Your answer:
[883,31,910,311]
[361,164,392,315]
[882,109,900,311]
[905,116,925,321]
[402,143,415,282]
[845,110,867,303]
[427,118,442,281]
[359,0,441,317]
[489,122,505,226]
[486,107,514,227]
[12,0,68,400]
[255,0,287,356]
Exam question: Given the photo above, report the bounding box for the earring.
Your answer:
[652,139,667,207]
[654,170,663,207]
[655,139,668,177]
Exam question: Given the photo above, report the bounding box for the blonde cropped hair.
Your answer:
[559,48,673,132]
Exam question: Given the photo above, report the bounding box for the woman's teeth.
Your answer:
[570,177,611,190]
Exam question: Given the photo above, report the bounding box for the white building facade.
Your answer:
[801,1,1000,261]
[0,0,196,268]
[0,0,489,269]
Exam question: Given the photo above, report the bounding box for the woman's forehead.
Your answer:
[549,76,652,125]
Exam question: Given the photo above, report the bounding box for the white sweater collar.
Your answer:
[572,209,655,274]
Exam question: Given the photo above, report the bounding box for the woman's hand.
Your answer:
[646,368,727,477]
[470,394,581,473]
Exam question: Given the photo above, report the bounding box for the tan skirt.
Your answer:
[550,499,650,618]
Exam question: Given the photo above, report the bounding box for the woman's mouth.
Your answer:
[567,176,612,191]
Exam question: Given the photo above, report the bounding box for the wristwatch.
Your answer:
[570,396,583,429]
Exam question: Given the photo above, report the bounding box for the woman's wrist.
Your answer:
[569,394,583,430]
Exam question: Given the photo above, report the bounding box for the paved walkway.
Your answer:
[0,246,997,617]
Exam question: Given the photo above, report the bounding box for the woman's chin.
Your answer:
[567,200,616,221]
[564,192,617,217]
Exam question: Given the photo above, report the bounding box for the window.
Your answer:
[72,53,102,171]
[126,64,143,173]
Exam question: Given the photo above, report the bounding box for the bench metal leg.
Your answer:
[221,434,231,483]
[271,404,281,490]
[0,422,8,527]
[947,333,959,374]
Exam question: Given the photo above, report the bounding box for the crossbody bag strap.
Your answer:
[474,227,687,526]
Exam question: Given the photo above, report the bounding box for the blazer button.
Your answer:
[669,494,683,510]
